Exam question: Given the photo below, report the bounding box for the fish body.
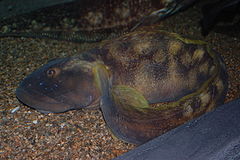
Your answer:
[0,0,197,42]
[16,28,228,144]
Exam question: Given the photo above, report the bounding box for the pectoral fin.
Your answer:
[111,85,150,113]
[92,63,160,144]
[101,84,154,144]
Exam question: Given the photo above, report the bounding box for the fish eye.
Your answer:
[46,68,60,78]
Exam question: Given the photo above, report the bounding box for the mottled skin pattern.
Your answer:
[0,0,165,42]
[0,0,196,42]
[71,0,164,31]
[16,28,228,144]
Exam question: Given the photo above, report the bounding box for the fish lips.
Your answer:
[16,87,75,113]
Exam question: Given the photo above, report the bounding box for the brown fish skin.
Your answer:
[92,29,228,144]
[0,0,197,42]
[97,30,223,102]
[16,28,227,144]
[0,0,165,42]
[70,0,164,31]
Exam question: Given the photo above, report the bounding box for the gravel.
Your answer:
[0,1,239,159]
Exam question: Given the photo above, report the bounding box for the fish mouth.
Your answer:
[16,87,73,113]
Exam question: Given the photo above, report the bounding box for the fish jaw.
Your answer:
[16,87,76,113]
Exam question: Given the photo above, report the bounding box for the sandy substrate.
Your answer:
[0,1,239,160]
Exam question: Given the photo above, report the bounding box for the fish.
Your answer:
[15,28,228,144]
[0,0,197,42]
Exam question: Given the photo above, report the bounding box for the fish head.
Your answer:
[16,57,101,113]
